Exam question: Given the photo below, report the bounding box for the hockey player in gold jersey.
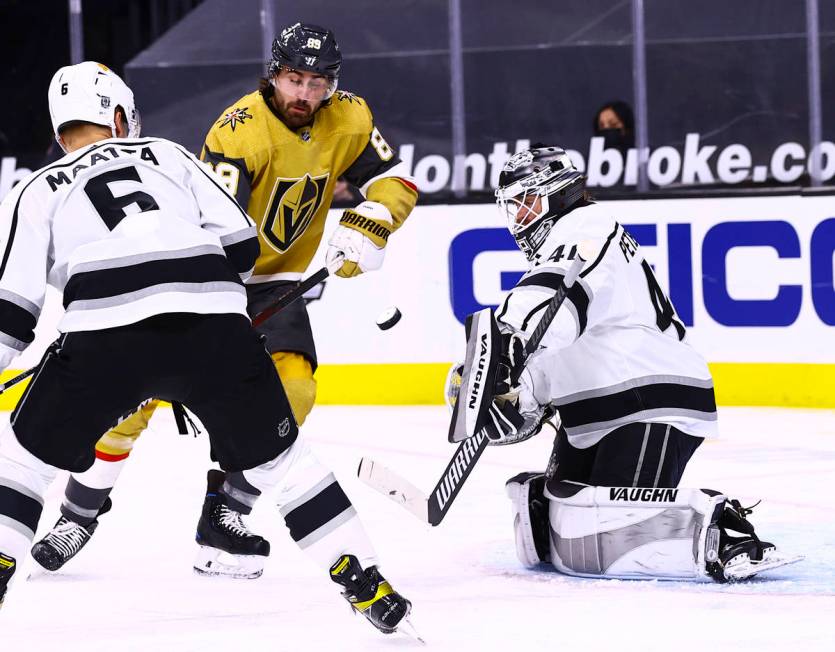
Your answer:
[31,23,418,635]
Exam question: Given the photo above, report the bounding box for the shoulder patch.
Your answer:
[216,106,253,131]
[334,90,363,106]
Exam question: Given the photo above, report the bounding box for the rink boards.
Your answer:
[1,193,833,408]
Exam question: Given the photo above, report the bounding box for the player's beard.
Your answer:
[275,97,316,129]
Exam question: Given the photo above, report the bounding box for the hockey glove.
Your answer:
[326,201,393,278]
[482,399,550,446]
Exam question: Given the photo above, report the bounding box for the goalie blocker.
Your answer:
[506,474,802,582]
[447,307,503,443]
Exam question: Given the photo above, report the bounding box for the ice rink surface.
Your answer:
[2,405,834,652]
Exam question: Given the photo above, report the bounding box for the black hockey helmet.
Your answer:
[495,146,586,259]
[269,22,342,80]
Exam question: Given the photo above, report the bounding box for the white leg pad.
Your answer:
[546,482,725,580]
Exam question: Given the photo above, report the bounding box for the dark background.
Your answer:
[3,0,835,197]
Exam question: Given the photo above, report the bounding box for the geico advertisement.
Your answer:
[308,194,834,366]
[10,194,835,372]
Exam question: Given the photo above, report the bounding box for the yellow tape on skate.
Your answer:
[1,362,833,410]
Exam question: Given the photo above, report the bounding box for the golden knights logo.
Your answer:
[217,107,252,131]
[335,90,362,105]
[262,173,329,252]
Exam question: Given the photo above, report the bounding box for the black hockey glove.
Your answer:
[494,332,526,399]
[482,399,549,446]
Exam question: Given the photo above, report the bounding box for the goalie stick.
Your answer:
[359,244,595,526]
[0,255,345,396]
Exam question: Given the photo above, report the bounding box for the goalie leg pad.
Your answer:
[545,481,726,580]
[505,472,551,566]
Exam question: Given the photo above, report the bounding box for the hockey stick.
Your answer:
[359,245,592,526]
[0,256,345,397]
[0,367,36,395]
[251,254,344,327]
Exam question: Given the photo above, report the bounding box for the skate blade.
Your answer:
[397,617,426,645]
[27,566,49,580]
[724,552,804,581]
[193,545,265,580]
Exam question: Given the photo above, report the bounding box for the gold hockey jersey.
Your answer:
[201,88,417,282]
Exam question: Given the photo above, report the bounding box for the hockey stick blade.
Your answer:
[357,458,429,523]
[358,430,489,527]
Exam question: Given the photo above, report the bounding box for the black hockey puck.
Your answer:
[376,306,402,330]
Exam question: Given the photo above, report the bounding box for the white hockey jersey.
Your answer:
[497,202,718,448]
[0,137,259,371]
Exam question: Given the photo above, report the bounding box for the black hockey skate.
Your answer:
[330,554,412,634]
[505,472,551,566]
[194,470,270,579]
[0,553,15,608]
[706,499,802,582]
[31,497,113,572]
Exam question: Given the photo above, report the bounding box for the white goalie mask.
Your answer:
[48,61,141,151]
[495,146,586,259]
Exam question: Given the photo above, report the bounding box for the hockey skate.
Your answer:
[31,497,113,572]
[194,470,270,579]
[0,553,15,608]
[706,499,803,582]
[330,554,415,636]
[505,472,551,566]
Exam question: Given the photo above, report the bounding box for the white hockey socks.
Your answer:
[242,438,378,571]
[0,425,57,576]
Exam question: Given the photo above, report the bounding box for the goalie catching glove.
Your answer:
[326,201,393,278]
[482,399,552,446]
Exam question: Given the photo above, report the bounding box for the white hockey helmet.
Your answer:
[48,61,141,148]
[495,146,586,259]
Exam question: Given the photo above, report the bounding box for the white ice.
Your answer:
[2,406,834,652]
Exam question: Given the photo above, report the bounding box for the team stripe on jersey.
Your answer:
[221,235,259,277]
[0,293,38,348]
[515,271,591,336]
[557,378,717,437]
[580,223,619,278]
[63,253,243,309]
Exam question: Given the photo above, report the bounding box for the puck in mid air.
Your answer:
[376,306,402,330]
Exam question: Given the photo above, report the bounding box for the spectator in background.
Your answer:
[593,100,634,156]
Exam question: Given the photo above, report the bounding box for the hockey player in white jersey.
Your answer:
[0,62,413,633]
[464,145,800,582]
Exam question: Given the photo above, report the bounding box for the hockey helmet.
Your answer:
[269,22,341,98]
[495,146,586,259]
[48,62,141,150]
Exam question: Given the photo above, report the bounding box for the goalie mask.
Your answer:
[495,146,586,260]
[48,62,141,151]
[269,22,342,100]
